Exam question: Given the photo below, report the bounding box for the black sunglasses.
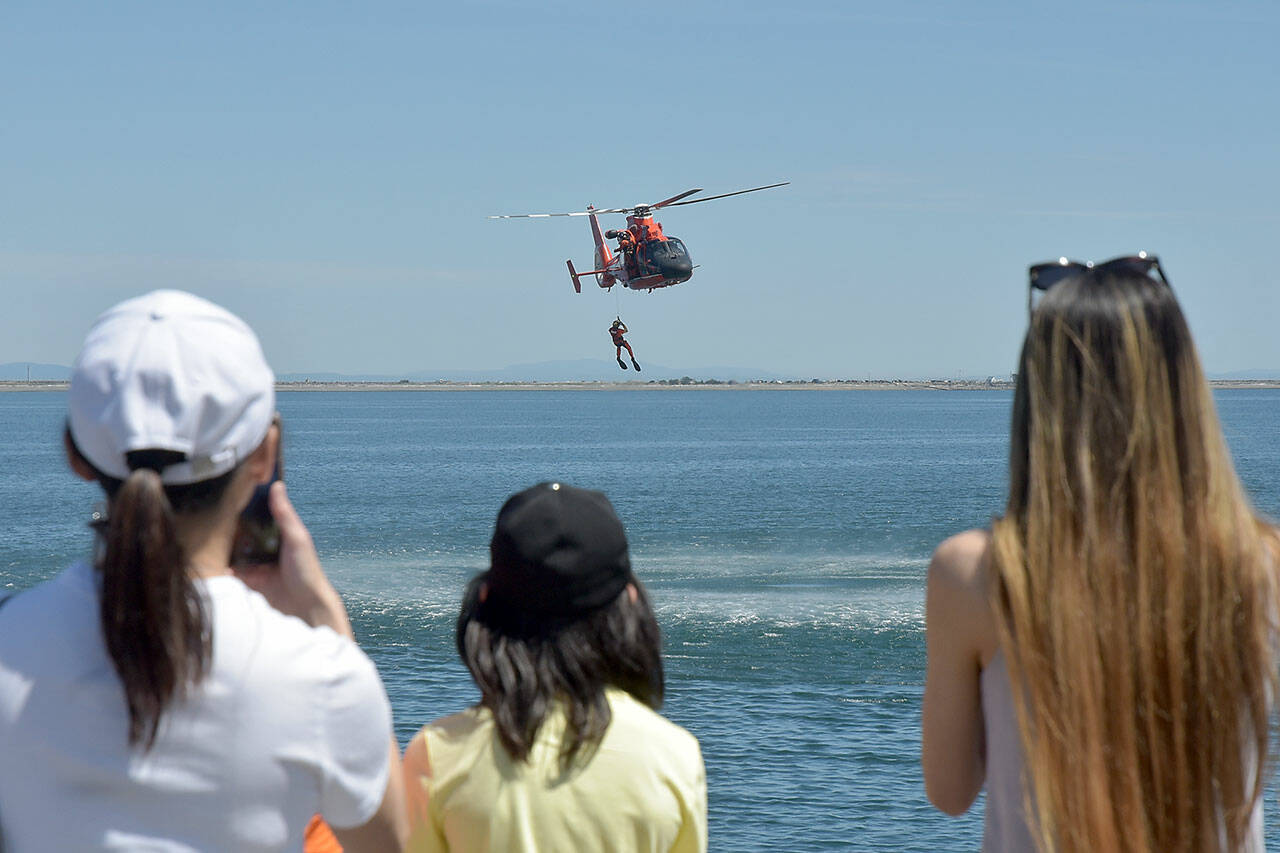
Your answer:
[1027,252,1168,315]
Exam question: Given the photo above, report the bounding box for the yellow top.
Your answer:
[403,688,707,853]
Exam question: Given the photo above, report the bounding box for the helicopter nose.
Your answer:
[659,256,693,282]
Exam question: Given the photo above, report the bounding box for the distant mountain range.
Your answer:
[6,361,1279,383]
[1207,369,1280,380]
[276,359,794,383]
[1,360,792,384]
[0,362,72,381]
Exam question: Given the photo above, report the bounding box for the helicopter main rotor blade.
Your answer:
[663,182,790,208]
[488,205,635,219]
[488,183,785,219]
[488,211,596,219]
[649,188,703,209]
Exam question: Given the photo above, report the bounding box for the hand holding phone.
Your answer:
[233,481,354,639]
[231,425,283,566]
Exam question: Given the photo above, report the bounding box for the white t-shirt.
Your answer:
[0,561,393,852]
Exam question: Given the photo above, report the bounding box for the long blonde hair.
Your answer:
[990,271,1277,852]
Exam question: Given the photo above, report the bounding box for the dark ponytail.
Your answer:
[100,462,211,749]
[69,431,228,750]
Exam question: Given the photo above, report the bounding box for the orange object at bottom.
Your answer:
[304,815,344,853]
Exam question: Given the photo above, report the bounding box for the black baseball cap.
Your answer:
[477,482,632,636]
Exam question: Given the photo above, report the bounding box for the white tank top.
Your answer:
[979,649,1265,852]
[979,650,1037,852]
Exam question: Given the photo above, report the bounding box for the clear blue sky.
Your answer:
[3,0,1277,378]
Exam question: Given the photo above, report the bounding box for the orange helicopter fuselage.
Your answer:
[584,212,693,292]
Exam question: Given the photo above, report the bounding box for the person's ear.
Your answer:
[626,582,638,604]
[64,430,97,482]
[479,582,490,604]
[246,420,281,485]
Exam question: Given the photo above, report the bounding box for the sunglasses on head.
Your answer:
[1027,252,1169,315]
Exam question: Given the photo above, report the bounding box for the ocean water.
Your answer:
[4,388,1280,850]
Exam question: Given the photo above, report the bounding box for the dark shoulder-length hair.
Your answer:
[68,427,235,750]
[456,573,664,769]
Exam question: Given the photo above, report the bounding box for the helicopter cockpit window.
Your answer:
[641,240,685,261]
[636,242,659,275]
[634,239,691,278]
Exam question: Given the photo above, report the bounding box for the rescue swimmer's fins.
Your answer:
[631,359,641,372]
[618,357,628,370]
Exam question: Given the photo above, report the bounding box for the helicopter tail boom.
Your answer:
[566,259,611,293]
[588,210,614,270]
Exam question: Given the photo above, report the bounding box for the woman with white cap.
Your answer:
[0,290,407,851]
[402,481,706,852]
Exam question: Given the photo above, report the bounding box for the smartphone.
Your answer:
[231,427,283,566]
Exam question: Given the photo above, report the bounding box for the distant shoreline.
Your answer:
[5,379,1280,393]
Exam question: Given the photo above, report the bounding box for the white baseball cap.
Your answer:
[68,290,276,485]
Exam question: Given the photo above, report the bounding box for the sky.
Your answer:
[3,0,1278,378]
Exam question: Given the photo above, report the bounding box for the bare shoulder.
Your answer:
[926,529,997,662]
[928,529,992,592]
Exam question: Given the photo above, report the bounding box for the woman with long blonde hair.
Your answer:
[922,255,1278,852]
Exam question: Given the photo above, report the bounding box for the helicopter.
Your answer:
[490,182,788,293]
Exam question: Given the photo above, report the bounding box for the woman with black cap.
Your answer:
[402,481,706,852]
[0,291,407,851]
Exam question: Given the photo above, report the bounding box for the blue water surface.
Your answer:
[4,388,1280,850]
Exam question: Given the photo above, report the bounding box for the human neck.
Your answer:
[173,511,237,578]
